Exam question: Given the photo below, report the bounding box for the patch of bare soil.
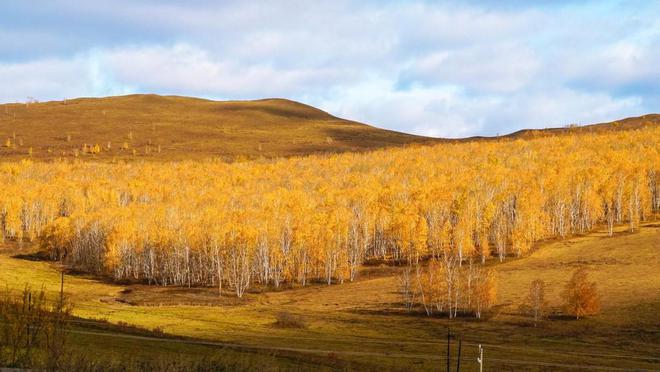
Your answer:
[114,286,251,307]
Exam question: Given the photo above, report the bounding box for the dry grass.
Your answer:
[1,94,656,162]
[0,94,434,161]
[497,226,660,322]
[273,311,307,329]
[501,113,660,139]
[0,223,658,370]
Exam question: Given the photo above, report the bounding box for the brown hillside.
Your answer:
[0,94,434,161]
[502,113,660,139]
[0,94,656,161]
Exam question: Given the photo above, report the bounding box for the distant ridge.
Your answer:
[501,113,660,140]
[0,94,656,161]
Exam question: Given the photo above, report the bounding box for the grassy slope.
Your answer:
[1,94,657,161]
[0,94,433,160]
[1,223,658,371]
[499,114,660,140]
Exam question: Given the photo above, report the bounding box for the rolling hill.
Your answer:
[0,94,434,161]
[503,113,660,139]
[0,94,657,161]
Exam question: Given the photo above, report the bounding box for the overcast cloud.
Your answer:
[1,0,658,137]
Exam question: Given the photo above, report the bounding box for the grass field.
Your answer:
[1,222,658,370]
[0,94,434,161]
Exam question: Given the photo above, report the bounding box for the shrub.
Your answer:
[273,311,306,329]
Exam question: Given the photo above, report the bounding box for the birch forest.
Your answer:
[1,127,658,307]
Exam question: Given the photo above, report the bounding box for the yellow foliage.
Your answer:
[0,127,657,294]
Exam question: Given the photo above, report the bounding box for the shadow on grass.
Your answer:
[12,250,52,261]
[548,314,579,321]
[349,303,496,321]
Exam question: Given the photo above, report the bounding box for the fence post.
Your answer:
[477,344,483,372]
[446,328,451,372]
[60,271,64,306]
[456,339,462,371]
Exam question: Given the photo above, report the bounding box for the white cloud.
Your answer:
[317,79,646,138]
[0,1,657,137]
[400,43,541,93]
[0,57,88,102]
[95,44,360,98]
[318,78,488,138]
[558,39,660,92]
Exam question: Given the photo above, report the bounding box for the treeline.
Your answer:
[0,128,658,297]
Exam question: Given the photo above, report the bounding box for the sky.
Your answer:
[1,0,658,138]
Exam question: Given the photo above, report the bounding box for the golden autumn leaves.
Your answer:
[0,127,657,303]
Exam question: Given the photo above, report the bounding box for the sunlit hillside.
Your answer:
[0,94,434,160]
[1,94,657,162]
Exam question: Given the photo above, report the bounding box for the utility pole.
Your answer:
[456,339,462,372]
[27,291,32,354]
[477,344,484,372]
[60,270,64,306]
[446,328,451,372]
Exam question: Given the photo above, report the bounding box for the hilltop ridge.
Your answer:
[0,94,656,161]
[0,94,433,160]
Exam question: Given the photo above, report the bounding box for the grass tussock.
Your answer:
[273,311,307,329]
[64,354,275,372]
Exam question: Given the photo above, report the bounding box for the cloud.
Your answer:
[0,54,133,103]
[562,39,660,96]
[0,0,658,137]
[0,57,88,102]
[321,79,645,138]
[397,43,541,93]
[94,44,359,98]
